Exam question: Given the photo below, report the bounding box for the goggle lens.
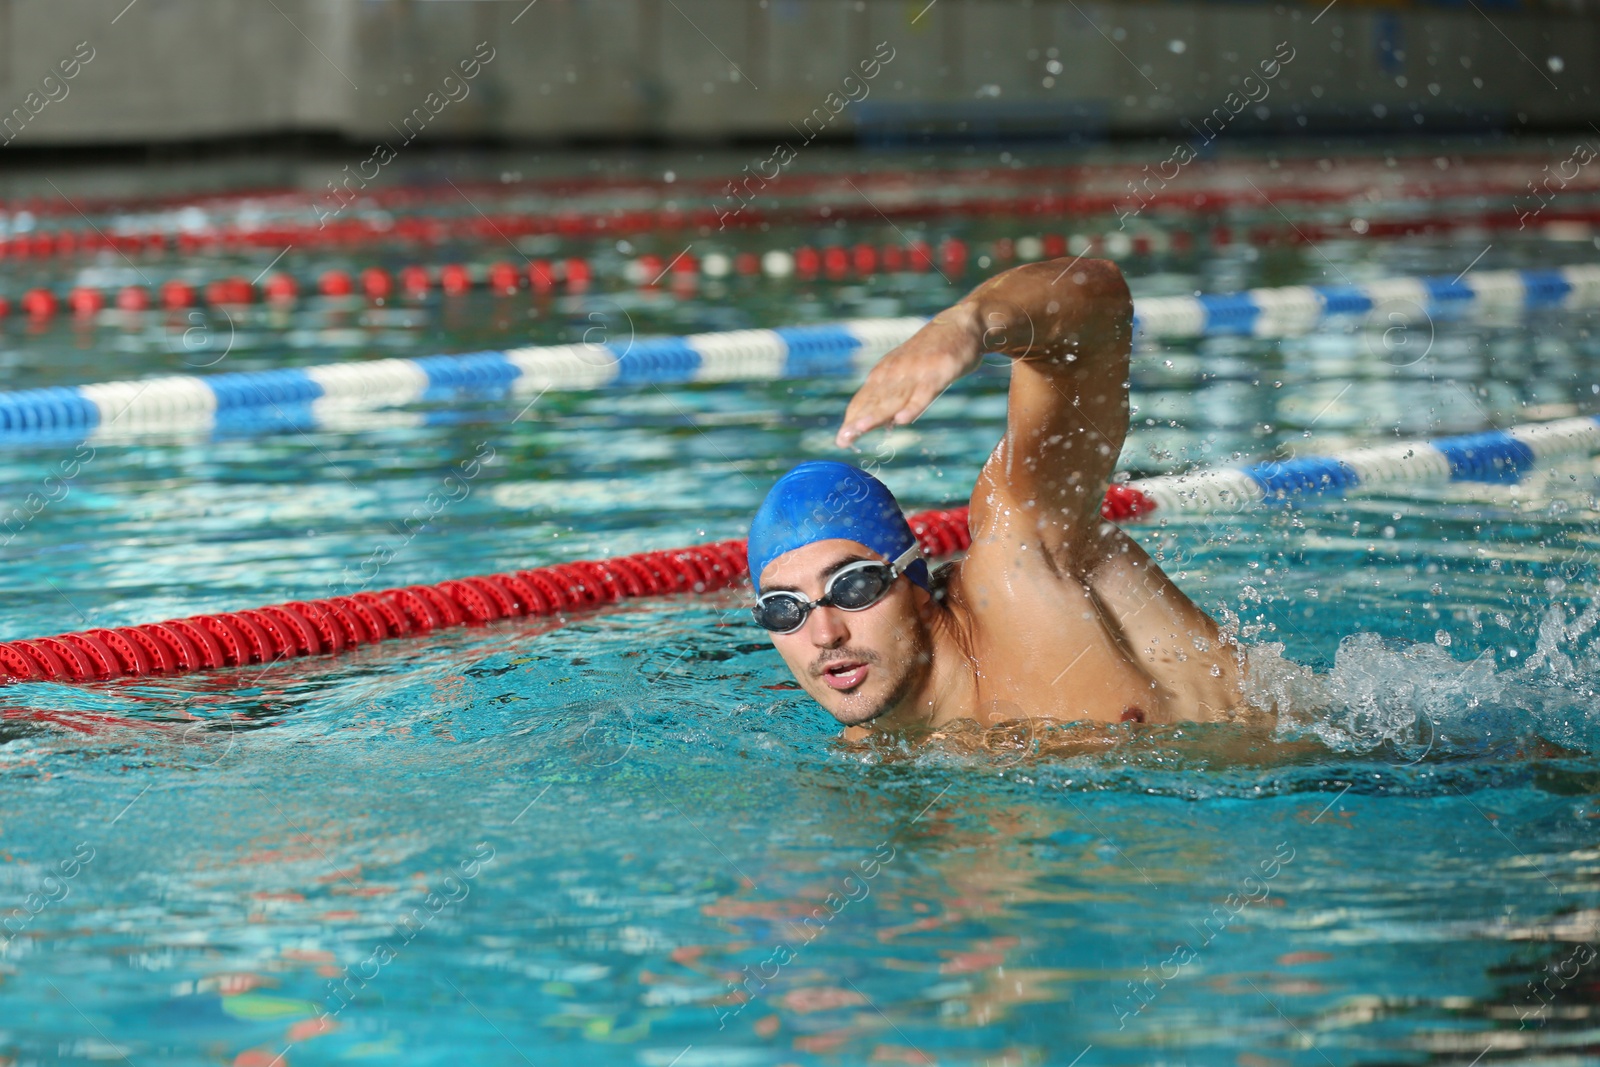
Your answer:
[827,566,893,609]
[752,560,900,634]
[751,594,808,633]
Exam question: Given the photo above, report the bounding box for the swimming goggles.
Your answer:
[752,545,922,634]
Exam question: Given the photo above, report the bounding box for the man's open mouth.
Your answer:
[820,661,869,691]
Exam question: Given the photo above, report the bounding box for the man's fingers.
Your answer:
[837,391,905,447]
[833,313,977,449]
[838,417,886,448]
[835,353,952,448]
[888,380,945,428]
[837,400,889,447]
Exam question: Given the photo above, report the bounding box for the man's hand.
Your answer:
[836,303,985,449]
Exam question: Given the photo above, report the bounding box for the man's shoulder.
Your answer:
[942,547,1091,629]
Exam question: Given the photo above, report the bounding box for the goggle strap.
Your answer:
[889,544,922,574]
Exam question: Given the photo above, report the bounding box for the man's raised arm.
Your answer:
[836,257,1133,567]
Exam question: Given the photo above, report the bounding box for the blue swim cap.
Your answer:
[747,461,929,593]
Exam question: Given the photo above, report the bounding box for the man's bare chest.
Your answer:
[941,564,1174,724]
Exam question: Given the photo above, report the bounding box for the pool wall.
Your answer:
[1,0,1593,149]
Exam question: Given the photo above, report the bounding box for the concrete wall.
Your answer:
[0,0,1594,149]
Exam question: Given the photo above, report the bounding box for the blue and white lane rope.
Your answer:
[4,265,1600,440]
[1122,415,1600,518]
[1,319,925,440]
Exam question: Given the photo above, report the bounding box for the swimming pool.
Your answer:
[6,144,1600,1065]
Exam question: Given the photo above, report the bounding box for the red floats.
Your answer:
[487,261,520,295]
[190,615,254,667]
[822,246,850,279]
[115,285,152,312]
[318,270,354,297]
[287,601,348,653]
[938,238,968,276]
[0,642,44,680]
[160,279,197,309]
[21,288,57,318]
[205,277,254,306]
[360,268,393,301]
[440,264,472,295]
[437,580,498,623]
[68,287,105,316]
[0,510,996,687]
[528,259,557,293]
[61,633,118,678]
[1100,484,1158,522]
[633,254,664,286]
[11,640,66,679]
[399,265,431,297]
[670,251,699,278]
[262,273,298,304]
[88,629,152,675]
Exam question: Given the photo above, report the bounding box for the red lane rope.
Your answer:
[0,153,1573,222]
[0,506,995,686]
[8,177,1597,262]
[31,202,1600,319]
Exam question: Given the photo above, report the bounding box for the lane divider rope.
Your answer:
[0,509,966,685]
[32,197,1600,318]
[3,152,1570,225]
[1104,413,1600,520]
[6,264,1600,440]
[4,160,1593,256]
[5,410,1599,685]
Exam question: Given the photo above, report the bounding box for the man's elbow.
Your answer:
[1052,257,1132,334]
[1049,256,1130,304]
[1087,258,1132,308]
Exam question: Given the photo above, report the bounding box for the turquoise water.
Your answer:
[6,146,1600,1065]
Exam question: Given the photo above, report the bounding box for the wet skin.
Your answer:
[761,257,1249,732]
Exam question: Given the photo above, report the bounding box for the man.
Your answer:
[746,257,1247,731]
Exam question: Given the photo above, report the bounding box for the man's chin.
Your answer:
[816,678,903,727]
[828,697,887,727]
[796,654,922,727]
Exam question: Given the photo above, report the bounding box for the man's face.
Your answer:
[758,538,933,726]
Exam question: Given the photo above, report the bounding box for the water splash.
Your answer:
[1259,598,1600,761]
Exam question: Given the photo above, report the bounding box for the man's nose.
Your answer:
[806,604,849,647]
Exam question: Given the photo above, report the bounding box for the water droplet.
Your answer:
[1434,630,1452,647]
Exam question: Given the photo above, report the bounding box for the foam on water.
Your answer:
[1252,595,1600,760]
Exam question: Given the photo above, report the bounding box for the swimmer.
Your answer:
[747,257,1248,732]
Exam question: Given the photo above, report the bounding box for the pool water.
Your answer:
[6,144,1600,1065]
